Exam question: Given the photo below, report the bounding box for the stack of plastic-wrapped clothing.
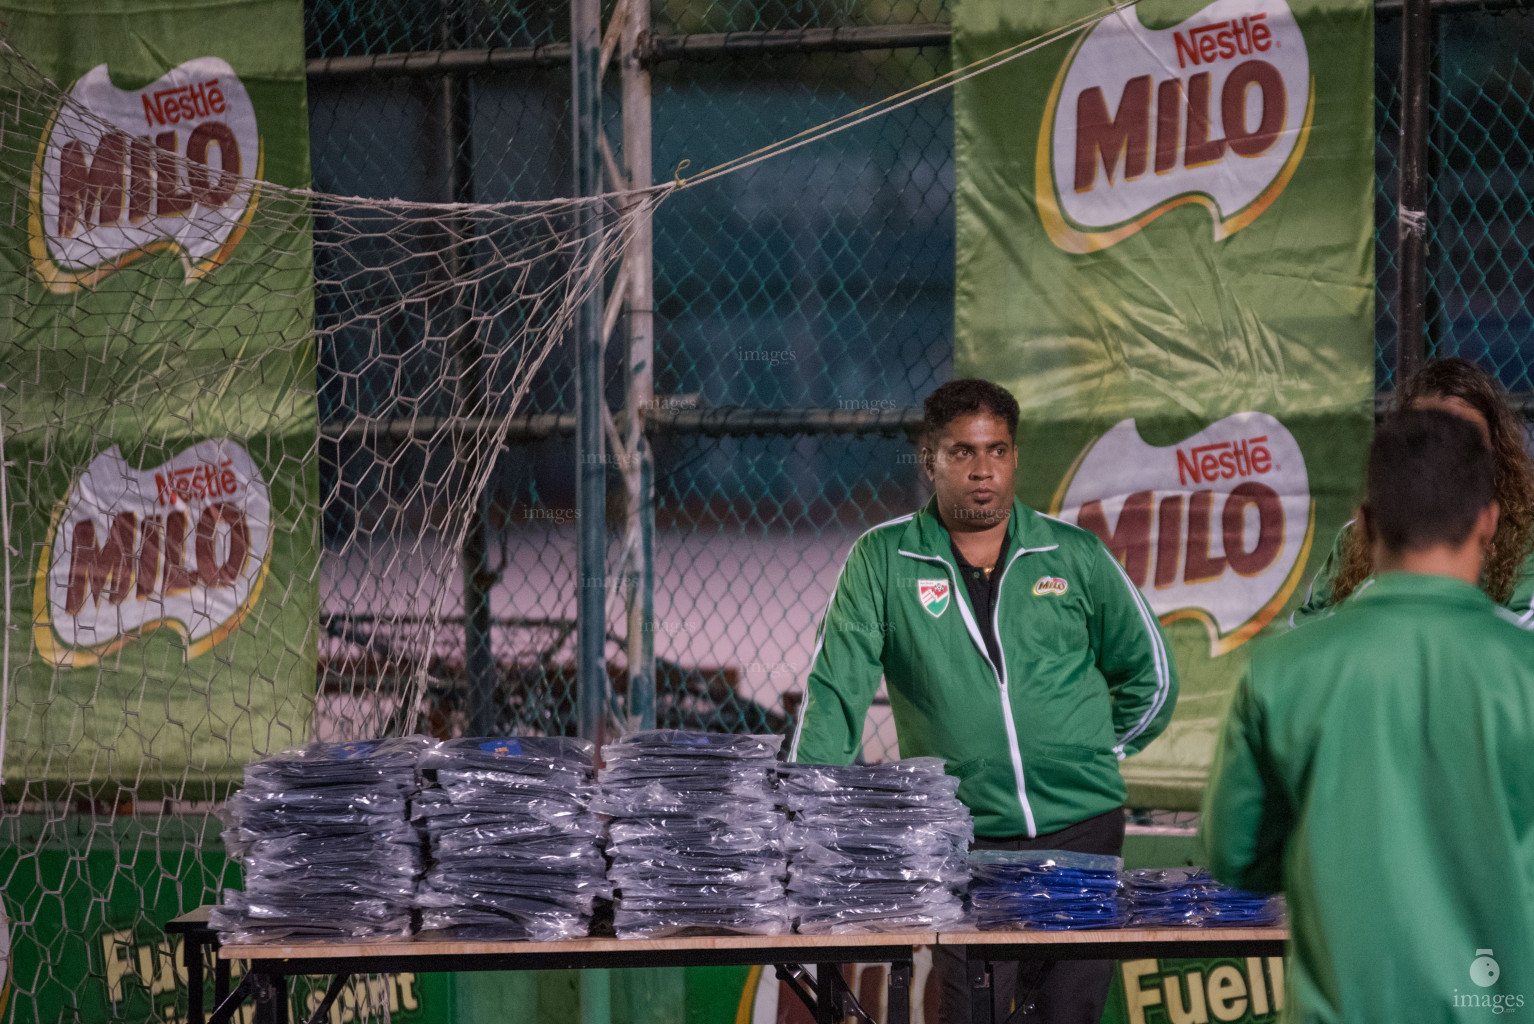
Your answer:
[1122,867,1285,927]
[597,730,787,938]
[779,758,971,933]
[1122,867,1210,926]
[212,738,425,943]
[968,850,1126,930]
[414,737,605,940]
[1203,880,1286,926]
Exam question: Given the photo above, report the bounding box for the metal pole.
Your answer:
[439,7,499,739]
[622,0,656,731]
[573,0,608,744]
[1396,0,1431,383]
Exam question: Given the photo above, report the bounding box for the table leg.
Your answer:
[215,957,231,1007]
[775,964,819,1020]
[273,975,290,1024]
[304,974,351,1024]
[887,956,912,1024]
[814,962,839,1024]
[966,948,993,1024]
[252,972,290,1024]
[207,974,255,1024]
[183,933,204,1024]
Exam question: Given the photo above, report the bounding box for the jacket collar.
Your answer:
[1349,571,1493,610]
[897,496,1059,564]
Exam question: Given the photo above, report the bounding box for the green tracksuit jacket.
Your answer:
[1290,519,1534,626]
[790,497,1177,838]
[1202,573,1534,1023]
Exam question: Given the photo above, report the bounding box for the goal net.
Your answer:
[0,37,658,1023]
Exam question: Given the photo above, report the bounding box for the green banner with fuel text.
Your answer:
[0,0,316,795]
[955,0,1374,809]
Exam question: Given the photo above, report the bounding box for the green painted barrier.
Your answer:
[0,814,452,1024]
[0,813,756,1024]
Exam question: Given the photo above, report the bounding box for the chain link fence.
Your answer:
[302,0,1534,761]
[3,4,1530,1023]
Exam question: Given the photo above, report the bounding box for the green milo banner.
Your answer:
[0,0,317,794]
[954,0,1374,811]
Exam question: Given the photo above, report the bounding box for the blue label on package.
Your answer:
[479,739,523,757]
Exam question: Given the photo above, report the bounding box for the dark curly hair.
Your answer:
[1333,358,1534,604]
[921,379,1020,440]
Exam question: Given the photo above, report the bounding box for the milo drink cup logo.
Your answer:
[28,57,262,292]
[34,440,273,667]
[1053,413,1315,655]
[1037,0,1312,253]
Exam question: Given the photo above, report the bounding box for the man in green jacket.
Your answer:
[791,379,1178,1023]
[1202,409,1534,1023]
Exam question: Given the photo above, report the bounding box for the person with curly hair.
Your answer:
[1202,409,1534,1023]
[1291,357,1534,625]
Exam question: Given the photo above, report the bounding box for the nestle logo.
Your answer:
[154,460,239,506]
[141,78,226,127]
[1174,14,1273,68]
[1175,436,1273,486]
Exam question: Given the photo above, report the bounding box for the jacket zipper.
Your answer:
[899,547,1039,837]
[991,548,1038,838]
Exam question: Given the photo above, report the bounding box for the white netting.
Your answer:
[0,37,662,1022]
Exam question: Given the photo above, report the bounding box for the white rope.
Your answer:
[675,0,1144,191]
[0,384,11,780]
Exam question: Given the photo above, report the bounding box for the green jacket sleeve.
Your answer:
[1288,521,1351,627]
[1199,669,1292,894]
[1088,543,1179,760]
[1503,547,1534,623]
[789,537,886,764]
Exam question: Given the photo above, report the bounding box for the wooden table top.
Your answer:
[936,926,1289,945]
[216,925,1288,960]
[220,930,942,960]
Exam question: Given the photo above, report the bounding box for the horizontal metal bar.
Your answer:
[320,414,576,442]
[307,25,948,79]
[320,407,923,442]
[1376,0,1534,13]
[645,24,951,63]
[321,396,1534,443]
[308,43,572,79]
[306,1,1528,79]
[646,406,924,437]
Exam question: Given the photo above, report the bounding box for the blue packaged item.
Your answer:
[1121,866,1287,927]
[968,850,1126,930]
[212,737,430,944]
[415,737,605,941]
[781,758,970,933]
[600,730,789,938]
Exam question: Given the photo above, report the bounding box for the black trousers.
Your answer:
[936,807,1127,1024]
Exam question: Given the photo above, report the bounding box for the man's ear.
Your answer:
[1477,500,1501,550]
[918,444,934,481]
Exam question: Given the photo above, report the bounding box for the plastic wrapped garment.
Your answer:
[209,889,414,944]
[600,730,788,938]
[781,759,970,934]
[1120,867,1287,927]
[212,739,431,944]
[967,849,1127,930]
[1202,885,1286,926]
[415,737,603,941]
